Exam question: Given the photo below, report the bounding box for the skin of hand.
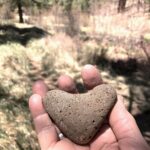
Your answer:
[29,64,150,150]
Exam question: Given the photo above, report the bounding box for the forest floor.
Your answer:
[0,2,150,149]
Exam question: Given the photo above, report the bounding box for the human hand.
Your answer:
[29,64,150,150]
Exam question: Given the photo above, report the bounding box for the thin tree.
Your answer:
[60,0,79,36]
[17,0,24,23]
[118,0,127,13]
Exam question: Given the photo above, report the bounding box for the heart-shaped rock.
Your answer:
[43,84,117,145]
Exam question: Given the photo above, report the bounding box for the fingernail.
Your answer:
[83,64,94,70]
[30,94,42,102]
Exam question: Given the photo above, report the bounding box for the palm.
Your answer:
[50,125,117,150]
[29,65,149,150]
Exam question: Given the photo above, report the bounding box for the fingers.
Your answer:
[29,94,58,150]
[58,65,102,93]
[32,80,48,98]
[81,64,103,90]
[109,96,148,146]
[57,75,77,93]
[90,125,117,150]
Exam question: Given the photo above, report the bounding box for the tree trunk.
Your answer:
[17,0,24,23]
[118,0,127,13]
[65,0,79,37]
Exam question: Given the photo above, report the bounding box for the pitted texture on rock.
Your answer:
[43,84,117,145]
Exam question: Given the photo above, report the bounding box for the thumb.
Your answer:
[109,95,149,149]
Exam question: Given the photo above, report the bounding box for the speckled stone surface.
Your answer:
[43,84,117,145]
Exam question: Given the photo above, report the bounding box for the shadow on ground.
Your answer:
[91,50,150,144]
[135,110,150,144]
[0,24,48,46]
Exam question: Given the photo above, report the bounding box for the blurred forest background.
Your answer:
[0,0,150,149]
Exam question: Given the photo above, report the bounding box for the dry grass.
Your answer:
[0,33,81,149]
[0,0,150,149]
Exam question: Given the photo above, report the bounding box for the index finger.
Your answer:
[32,80,48,98]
